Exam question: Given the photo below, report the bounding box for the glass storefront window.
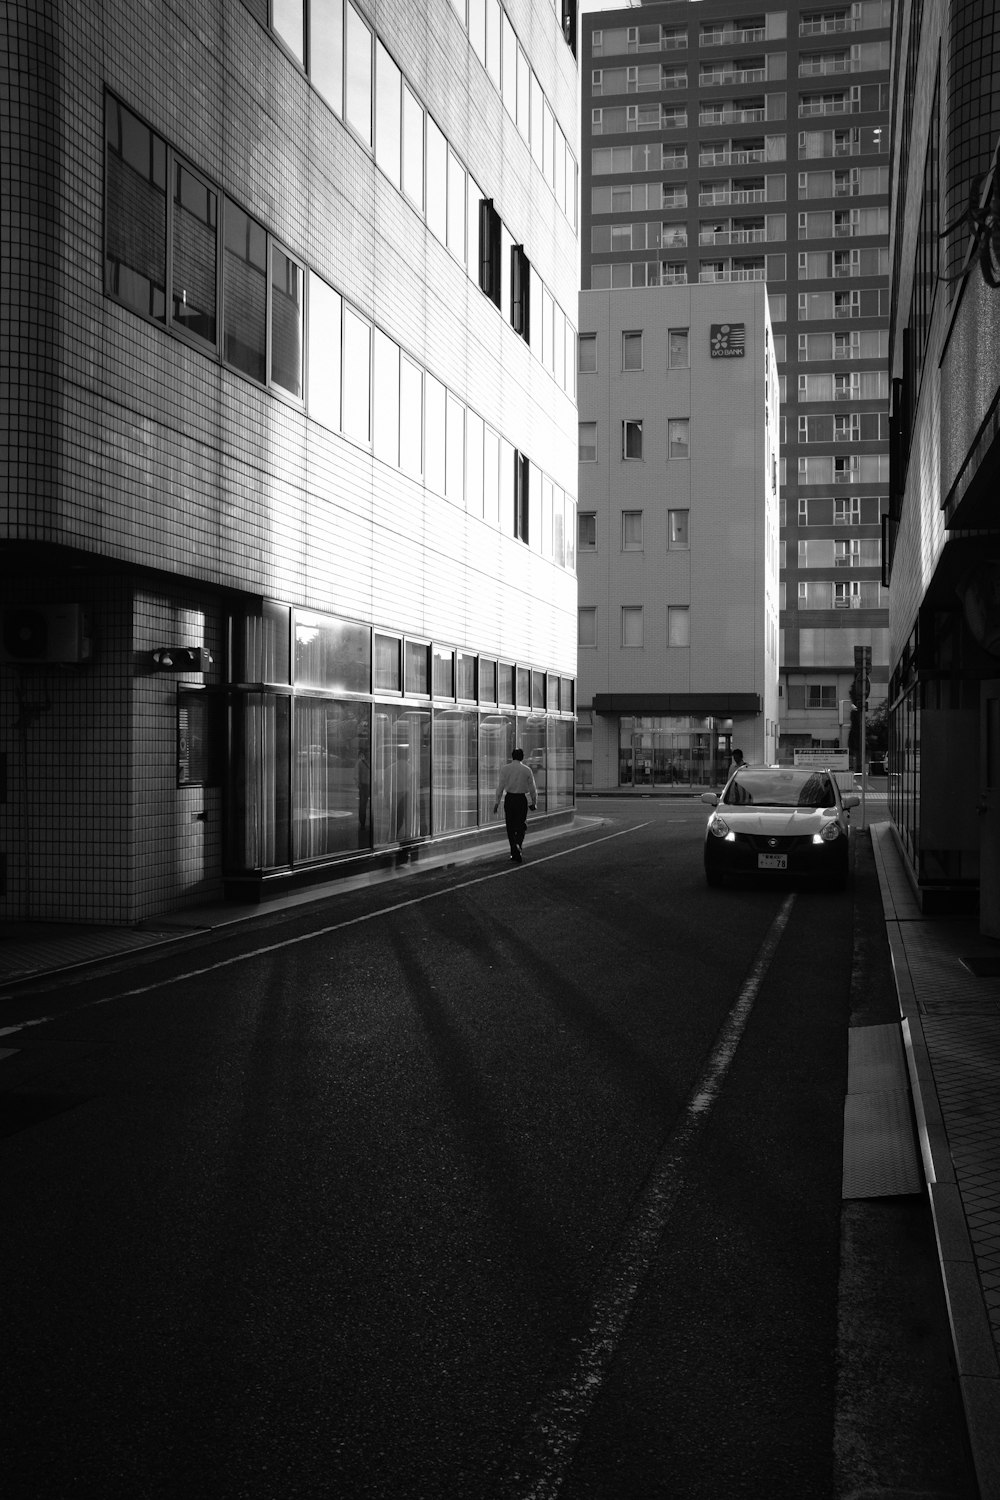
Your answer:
[294,612,371,692]
[479,713,516,823]
[373,705,430,843]
[433,709,478,832]
[547,717,575,810]
[519,713,548,809]
[294,701,371,859]
[229,692,291,870]
[234,602,291,683]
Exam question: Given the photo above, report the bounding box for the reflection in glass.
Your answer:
[345,2,373,148]
[401,83,424,210]
[270,245,302,396]
[399,356,423,478]
[308,275,342,430]
[311,0,344,114]
[373,706,430,843]
[294,701,371,857]
[426,116,447,242]
[373,330,400,465]
[294,613,371,691]
[479,713,515,823]
[434,709,478,832]
[172,163,217,344]
[272,0,304,62]
[230,693,290,870]
[375,42,401,188]
[224,200,266,381]
[342,307,371,442]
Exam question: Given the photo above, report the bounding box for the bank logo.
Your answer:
[710,323,746,358]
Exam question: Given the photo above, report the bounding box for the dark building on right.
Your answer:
[885,0,1000,925]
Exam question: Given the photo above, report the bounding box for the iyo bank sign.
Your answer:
[710,323,746,358]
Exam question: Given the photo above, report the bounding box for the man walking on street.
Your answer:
[494,748,538,863]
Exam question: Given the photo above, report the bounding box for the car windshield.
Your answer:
[723,769,836,809]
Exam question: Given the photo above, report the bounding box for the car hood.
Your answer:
[718,807,839,835]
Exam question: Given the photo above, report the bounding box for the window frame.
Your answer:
[622,418,644,460]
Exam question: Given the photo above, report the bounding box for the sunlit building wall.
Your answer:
[885,0,1000,919]
[577,282,780,791]
[0,0,580,922]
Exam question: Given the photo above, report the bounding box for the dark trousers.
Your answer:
[503,793,528,853]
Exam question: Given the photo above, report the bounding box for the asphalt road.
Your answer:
[0,801,976,1499]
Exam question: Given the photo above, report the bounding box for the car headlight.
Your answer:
[709,816,734,840]
[813,820,843,844]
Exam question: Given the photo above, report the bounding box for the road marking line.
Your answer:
[0,822,653,1036]
[500,891,796,1500]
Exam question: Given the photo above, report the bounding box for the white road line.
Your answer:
[0,822,653,1038]
[501,891,797,1500]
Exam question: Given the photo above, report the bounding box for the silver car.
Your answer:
[701,765,859,889]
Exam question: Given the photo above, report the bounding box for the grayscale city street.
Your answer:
[0,804,977,1498]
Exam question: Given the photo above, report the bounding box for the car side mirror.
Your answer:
[700,792,719,806]
[842,795,860,810]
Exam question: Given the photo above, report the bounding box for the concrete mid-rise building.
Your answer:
[577,281,780,790]
[0,0,580,923]
[581,0,891,764]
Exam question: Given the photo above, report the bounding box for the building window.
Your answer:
[171,160,218,347]
[807,684,837,708]
[668,418,689,458]
[623,331,643,369]
[668,509,690,548]
[579,607,598,647]
[514,450,529,542]
[579,512,597,549]
[579,422,597,462]
[622,606,644,647]
[623,419,643,459]
[622,511,643,550]
[269,244,303,398]
[104,96,168,323]
[579,332,597,372]
[224,199,267,383]
[479,198,502,306]
[344,1,374,149]
[668,606,690,646]
[668,327,689,367]
[511,244,530,338]
[342,305,372,443]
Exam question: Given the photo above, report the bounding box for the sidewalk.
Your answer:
[870,822,1000,1500]
[1,817,997,1495]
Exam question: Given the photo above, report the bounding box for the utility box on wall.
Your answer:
[0,605,92,664]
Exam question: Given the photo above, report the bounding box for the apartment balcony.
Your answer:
[799,58,851,76]
[700,67,766,85]
[699,187,766,204]
[699,227,766,244]
[799,98,853,116]
[699,148,766,165]
[799,17,852,34]
[700,106,766,125]
[701,27,766,45]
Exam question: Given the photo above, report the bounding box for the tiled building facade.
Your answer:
[576,282,780,791]
[0,0,580,923]
[885,0,1000,923]
[581,0,891,765]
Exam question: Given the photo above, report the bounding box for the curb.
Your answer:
[870,825,1000,1500]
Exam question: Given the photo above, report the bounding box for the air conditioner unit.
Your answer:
[0,604,92,664]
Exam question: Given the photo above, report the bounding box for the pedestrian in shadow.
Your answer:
[493,748,538,864]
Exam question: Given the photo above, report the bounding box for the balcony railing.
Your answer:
[799,98,852,115]
[700,67,766,85]
[701,26,766,45]
[699,148,766,165]
[699,227,766,244]
[699,187,766,204]
[700,106,766,124]
[799,17,851,34]
[799,58,850,75]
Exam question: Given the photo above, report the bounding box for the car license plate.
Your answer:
[757,852,787,870]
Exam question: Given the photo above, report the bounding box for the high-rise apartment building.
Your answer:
[0,0,580,923]
[581,0,891,765]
